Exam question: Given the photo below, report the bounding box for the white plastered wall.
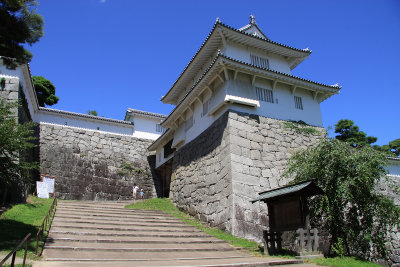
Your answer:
[36,111,135,136]
[223,42,292,74]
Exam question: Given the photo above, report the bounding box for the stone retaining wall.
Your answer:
[38,123,160,200]
[171,112,233,231]
[378,175,400,266]
[171,109,324,242]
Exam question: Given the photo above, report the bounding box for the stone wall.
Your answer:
[38,123,160,200]
[228,111,324,242]
[171,112,234,231]
[171,109,324,242]
[378,174,400,266]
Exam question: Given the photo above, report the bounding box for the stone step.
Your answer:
[43,249,250,260]
[56,204,157,213]
[53,215,182,223]
[33,257,304,267]
[55,208,171,217]
[49,230,210,238]
[54,211,179,220]
[52,218,192,228]
[44,241,233,250]
[59,201,131,205]
[50,223,202,233]
[46,236,225,244]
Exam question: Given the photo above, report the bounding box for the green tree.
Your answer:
[388,139,400,156]
[32,76,59,106]
[335,119,377,147]
[284,138,400,259]
[87,110,98,116]
[0,99,37,193]
[0,0,44,68]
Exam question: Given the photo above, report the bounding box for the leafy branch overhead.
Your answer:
[0,0,44,68]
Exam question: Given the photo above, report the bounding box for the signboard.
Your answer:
[42,176,55,194]
[36,181,49,199]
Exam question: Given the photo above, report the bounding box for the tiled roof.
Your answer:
[220,54,341,90]
[162,19,311,102]
[39,107,133,125]
[162,52,340,127]
[126,108,167,119]
[251,180,323,203]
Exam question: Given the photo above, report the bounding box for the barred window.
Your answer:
[156,124,166,133]
[256,87,274,103]
[250,54,270,69]
[201,99,209,117]
[294,96,303,110]
[185,115,194,132]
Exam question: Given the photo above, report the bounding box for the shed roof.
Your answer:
[251,180,323,203]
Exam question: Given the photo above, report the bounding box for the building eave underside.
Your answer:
[160,54,340,129]
[161,22,311,105]
[39,108,134,127]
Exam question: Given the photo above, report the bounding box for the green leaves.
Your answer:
[334,119,377,147]
[32,76,59,107]
[0,99,38,187]
[0,0,44,67]
[285,138,400,258]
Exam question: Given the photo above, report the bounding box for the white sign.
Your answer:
[36,181,49,199]
[43,176,55,194]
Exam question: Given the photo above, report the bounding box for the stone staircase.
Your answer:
[34,201,304,266]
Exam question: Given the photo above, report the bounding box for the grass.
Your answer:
[125,198,263,254]
[309,256,381,267]
[0,196,54,260]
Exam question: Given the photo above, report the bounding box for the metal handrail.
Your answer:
[35,194,57,255]
[0,233,31,267]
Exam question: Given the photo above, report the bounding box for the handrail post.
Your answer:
[11,252,16,267]
[23,239,28,267]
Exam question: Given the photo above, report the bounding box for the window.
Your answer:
[156,124,166,133]
[256,87,274,103]
[294,96,303,110]
[163,139,175,158]
[185,115,194,132]
[201,99,209,117]
[250,54,270,69]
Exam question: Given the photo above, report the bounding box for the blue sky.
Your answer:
[28,0,400,146]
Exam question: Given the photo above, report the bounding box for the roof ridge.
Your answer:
[39,107,132,125]
[127,108,167,118]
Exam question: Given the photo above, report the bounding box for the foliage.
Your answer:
[283,120,321,135]
[1,77,5,90]
[0,196,52,259]
[284,138,400,259]
[373,139,400,157]
[389,139,400,156]
[126,198,263,254]
[32,76,59,107]
[332,238,345,258]
[87,110,98,116]
[334,119,377,147]
[310,256,381,267]
[0,0,44,68]
[0,100,37,188]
